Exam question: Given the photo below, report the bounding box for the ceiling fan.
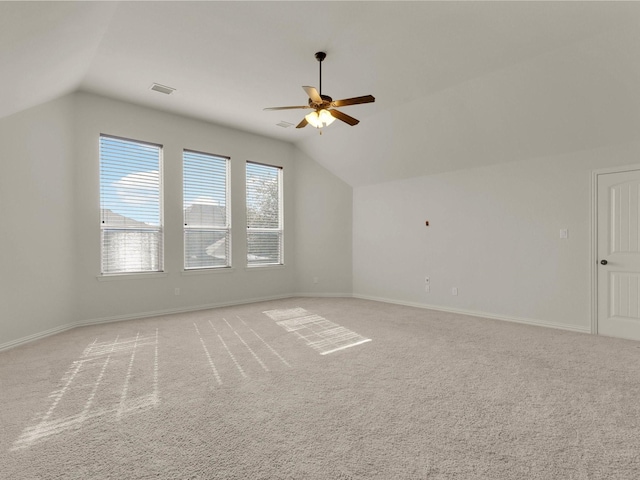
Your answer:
[264,52,375,132]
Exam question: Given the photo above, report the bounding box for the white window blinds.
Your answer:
[183,150,230,269]
[99,135,163,274]
[246,162,283,266]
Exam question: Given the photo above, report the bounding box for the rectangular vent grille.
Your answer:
[150,83,175,95]
[276,121,294,128]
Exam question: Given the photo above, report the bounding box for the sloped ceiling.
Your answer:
[2,1,640,186]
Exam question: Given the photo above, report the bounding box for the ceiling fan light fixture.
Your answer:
[305,109,336,128]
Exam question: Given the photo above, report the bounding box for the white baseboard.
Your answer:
[0,322,77,352]
[1,293,296,352]
[74,293,297,329]
[1,292,591,352]
[351,294,592,334]
[294,292,353,298]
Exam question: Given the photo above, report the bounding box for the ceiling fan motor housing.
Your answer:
[308,95,333,109]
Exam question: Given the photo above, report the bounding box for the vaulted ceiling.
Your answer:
[2,1,640,186]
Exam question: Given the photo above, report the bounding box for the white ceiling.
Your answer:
[2,1,640,186]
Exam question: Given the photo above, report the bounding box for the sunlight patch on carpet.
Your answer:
[209,320,247,378]
[237,315,291,368]
[263,308,371,355]
[193,323,222,385]
[192,316,292,385]
[12,330,159,451]
[223,318,269,371]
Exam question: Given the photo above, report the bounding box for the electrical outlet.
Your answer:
[451,287,458,296]
[174,288,180,296]
[313,277,319,284]
[425,285,430,293]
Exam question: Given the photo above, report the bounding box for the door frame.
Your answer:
[591,163,640,336]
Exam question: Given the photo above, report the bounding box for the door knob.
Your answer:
[600,259,608,265]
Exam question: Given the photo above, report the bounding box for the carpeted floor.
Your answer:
[1,297,640,479]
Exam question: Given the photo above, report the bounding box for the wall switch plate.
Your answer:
[174,288,180,296]
[313,277,319,284]
[560,229,568,239]
[451,287,458,296]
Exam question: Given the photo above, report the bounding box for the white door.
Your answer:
[597,169,640,340]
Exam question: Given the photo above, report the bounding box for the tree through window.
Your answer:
[246,162,283,266]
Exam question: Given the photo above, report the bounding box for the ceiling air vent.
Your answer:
[150,83,175,95]
[276,121,294,128]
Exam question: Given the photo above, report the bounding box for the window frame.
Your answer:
[182,149,232,271]
[99,134,164,276]
[246,161,284,267]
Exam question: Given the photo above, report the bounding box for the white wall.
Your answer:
[4,88,640,345]
[0,96,77,345]
[73,92,298,323]
[353,141,640,331]
[293,148,352,295]
[1,92,355,349]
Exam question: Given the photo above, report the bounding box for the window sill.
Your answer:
[182,267,235,276]
[245,264,286,272]
[97,272,168,281]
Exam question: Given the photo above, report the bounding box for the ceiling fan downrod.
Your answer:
[315,51,326,96]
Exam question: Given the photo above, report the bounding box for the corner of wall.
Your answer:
[292,147,353,296]
[0,94,77,346]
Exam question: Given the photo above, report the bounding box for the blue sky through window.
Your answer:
[99,136,161,226]
[100,138,230,227]
[183,150,227,212]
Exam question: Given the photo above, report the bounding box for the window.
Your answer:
[99,135,163,274]
[183,150,230,269]
[246,161,283,266]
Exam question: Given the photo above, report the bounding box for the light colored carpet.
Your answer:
[1,297,640,479]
